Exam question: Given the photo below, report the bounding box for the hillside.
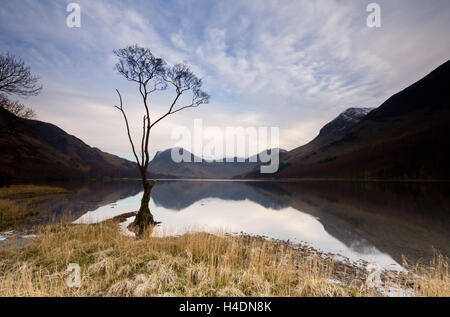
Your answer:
[248,60,450,179]
[0,107,139,180]
[316,107,374,142]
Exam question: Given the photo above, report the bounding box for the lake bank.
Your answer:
[0,220,448,297]
[0,184,448,297]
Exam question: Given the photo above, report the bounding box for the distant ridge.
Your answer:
[148,147,285,179]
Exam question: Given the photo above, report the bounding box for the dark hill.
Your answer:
[0,107,139,180]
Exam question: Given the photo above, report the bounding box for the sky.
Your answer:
[1,0,449,160]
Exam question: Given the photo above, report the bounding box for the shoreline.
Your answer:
[2,220,444,297]
[5,177,450,185]
[1,186,448,297]
[90,213,418,296]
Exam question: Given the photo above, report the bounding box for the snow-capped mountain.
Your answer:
[318,107,375,139]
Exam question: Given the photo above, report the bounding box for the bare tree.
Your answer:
[0,94,36,119]
[0,53,42,96]
[114,45,209,234]
[0,53,41,121]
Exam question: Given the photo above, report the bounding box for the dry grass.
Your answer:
[400,253,450,297]
[0,185,68,199]
[1,221,448,297]
[0,185,68,231]
[0,222,362,297]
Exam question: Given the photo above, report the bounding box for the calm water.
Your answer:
[9,180,450,269]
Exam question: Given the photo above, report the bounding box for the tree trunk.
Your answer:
[131,178,157,236]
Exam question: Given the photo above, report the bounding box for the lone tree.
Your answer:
[114,45,209,234]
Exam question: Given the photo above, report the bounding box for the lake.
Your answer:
[8,180,450,270]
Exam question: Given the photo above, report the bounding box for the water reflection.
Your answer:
[18,180,450,267]
[23,181,142,227]
[268,181,450,265]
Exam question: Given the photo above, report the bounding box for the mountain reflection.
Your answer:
[23,180,450,264]
[22,181,142,228]
[151,180,288,211]
[251,181,450,264]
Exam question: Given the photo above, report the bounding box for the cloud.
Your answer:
[1,0,449,160]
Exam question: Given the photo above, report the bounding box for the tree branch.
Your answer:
[114,89,142,169]
[149,92,182,129]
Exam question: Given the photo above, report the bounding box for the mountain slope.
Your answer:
[274,60,450,179]
[317,107,374,141]
[243,106,373,178]
[0,107,139,180]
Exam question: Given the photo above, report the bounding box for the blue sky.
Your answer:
[1,0,450,160]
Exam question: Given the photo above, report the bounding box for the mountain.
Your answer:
[243,107,373,178]
[247,60,450,179]
[148,147,284,179]
[0,107,139,180]
[148,148,215,178]
[317,107,374,141]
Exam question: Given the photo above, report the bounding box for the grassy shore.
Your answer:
[0,185,448,297]
[0,221,448,297]
[0,185,68,231]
